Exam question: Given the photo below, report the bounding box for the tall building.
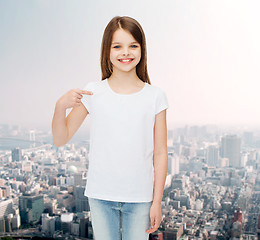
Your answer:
[257,214,260,239]
[172,178,184,190]
[0,216,12,233]
[164,224,184,240]
[74,172,87,186]
[4,215,12,232]
[0,218,5,232]
[0,199,13,219]
[61,213,73,234]
[74,186,90,212]
[168,152,180,176]
[12,147,22,162]
[149,230,163,240]
[29,130,36,148]
[79,216,89,238]
[220,135,241,168]
[0,200,13,232]
[42,213,56,236]
[0,200,20,232]
[19,194,44,224]
[232,207,242,225]
[11,208,21,230]
[0,186,11,198]
[206,145,219,167]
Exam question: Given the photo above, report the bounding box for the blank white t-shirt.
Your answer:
[81,79,169,202]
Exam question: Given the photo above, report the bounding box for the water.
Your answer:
[0,138,52,151]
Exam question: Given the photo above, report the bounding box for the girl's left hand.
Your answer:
[146,202,162,234]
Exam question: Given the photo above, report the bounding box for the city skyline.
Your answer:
[0,120,259,238]
[1,0,260,130]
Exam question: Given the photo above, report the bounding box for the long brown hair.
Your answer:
[100,16,150,84]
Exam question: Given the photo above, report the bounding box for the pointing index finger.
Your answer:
[81,90,93,95]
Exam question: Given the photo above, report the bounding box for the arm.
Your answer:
[146,109,168,234]
[52,89,92,147]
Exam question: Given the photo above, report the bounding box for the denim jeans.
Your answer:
[88,197,153,240]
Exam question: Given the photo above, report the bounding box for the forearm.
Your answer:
[152,152,168,204]
[52,102,68,147]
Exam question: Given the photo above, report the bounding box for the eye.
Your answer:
[113,45,120,49]
[130,45,139,48]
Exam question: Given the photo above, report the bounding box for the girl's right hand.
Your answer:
[56,88,93,109]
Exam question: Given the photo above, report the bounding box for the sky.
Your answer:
[0,0,260,132]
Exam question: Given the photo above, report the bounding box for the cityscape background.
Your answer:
[0,124,259,239]
[1,0,260,239]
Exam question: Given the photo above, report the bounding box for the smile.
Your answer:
[118,58,134,64]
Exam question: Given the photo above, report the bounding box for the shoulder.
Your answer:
[149,84,169,114]
[83,80,105,91]
[146,83,167,96]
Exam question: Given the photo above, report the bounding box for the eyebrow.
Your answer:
[111,41,139,45]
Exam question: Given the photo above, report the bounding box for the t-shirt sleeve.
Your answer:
[155,88,169,115]
[81,82,94,113]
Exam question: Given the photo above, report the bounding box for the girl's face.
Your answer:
[110,28,141,74]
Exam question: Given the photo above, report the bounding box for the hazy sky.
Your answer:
[1,0,260,132]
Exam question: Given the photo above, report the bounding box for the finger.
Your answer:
[74,93,83,99]
[73,89,92,96]
[81,90,93,95]
[146,227,156,234]
[75,94,83,100]
[153,223,160,231]
[152,218,161,231]
[73,88,84,94]
[146,217,155,233]
[146,216,162,234]
[146,223,158,234]
[150,216,155,227]
[73,95,82,103]
[146,229,155,234]
[74,102,81,107]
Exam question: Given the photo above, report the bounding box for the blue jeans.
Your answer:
[88,197,153,240]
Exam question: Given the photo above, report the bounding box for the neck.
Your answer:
[109,68,140,85]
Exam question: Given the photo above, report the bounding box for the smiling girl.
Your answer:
[52,16,169,240]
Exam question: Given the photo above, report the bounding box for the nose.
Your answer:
[122,47,129,56]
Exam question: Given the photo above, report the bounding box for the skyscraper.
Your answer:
[168,152,180,176]
[0,200,20,232]
[206,145,219,167]
[74,186,90,212]
[220,135,241,168]
[12,147,22,162]
[0,199,13,219]
[19,194,44,224]
[29,130,36,148]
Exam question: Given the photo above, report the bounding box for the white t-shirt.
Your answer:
[81,78,169,202]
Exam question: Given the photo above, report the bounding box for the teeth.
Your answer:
[120,59,132,62]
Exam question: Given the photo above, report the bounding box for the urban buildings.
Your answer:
[220,135,241,168]
[0,123,259,239]
[19,194,44,225]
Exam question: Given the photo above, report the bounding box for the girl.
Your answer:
[52,16,169,240]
